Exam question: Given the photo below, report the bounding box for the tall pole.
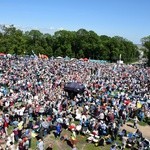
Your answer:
[119,54,122,61]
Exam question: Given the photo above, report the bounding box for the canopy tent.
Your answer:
[70,58,77,61]
[56,56,63,59]
[39,54,48,59]
[83,58,88,61]
[7,54,12,58]
[0,53,6,56]
[64,56,70,61]
[79,58,88,61]
[79,58,84,61]
[64,82,85,94]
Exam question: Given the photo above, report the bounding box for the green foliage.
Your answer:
[141,35,150,66]
[30,137,37,150]
[0,24,140,63]
[143,117,150,125]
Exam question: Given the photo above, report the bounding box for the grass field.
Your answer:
[37,129,130,150]
[6,120,147,150]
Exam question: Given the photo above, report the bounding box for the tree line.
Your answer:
[0,25,149,64]
[141,36,150,66]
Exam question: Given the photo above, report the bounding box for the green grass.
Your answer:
[29,120,132,150]
[47,135,130,150]
[29,131,132,150]
[72,120,80,125]
[83,144,105,150]
[7,119,144,150]
[8,125,14,135]
[127,120,148,126]
[138,121,147,126]
[30,137,37,150]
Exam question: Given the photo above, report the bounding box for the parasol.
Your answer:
[64,82,85,93]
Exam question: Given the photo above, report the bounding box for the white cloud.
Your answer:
[2,24,65,35]
[58,27,64,30]
[20,26,65,35]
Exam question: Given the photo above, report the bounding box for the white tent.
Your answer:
[56,56,63,59]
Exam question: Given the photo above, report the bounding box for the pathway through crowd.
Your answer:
[121,123,150,139]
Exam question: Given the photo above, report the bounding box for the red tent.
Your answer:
[83,58,88,61]
[0,53,6,56]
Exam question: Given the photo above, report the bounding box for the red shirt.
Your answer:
[4,121,8,128]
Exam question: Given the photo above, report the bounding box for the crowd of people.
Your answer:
[0,55,149,150]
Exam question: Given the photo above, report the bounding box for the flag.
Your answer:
[32,50,38,59]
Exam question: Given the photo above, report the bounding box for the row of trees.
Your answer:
[0,24,146,63]
[141,36,150,66]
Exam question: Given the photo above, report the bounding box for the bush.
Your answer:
[144,117,150,125]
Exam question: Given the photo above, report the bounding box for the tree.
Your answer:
[0,24,140,63]
[77,49,84,58]
[141,36,150,66]
[54,47,63,56]
[76,29,89,58]
[44,33,53,56]
[52,30,75,57]
[0,25,26,54]
[99,35,112,61]
[25,30,44,55]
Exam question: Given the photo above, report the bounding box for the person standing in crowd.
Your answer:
[133,116,139,129]
[17,139,24,150]
[0,56,149,149]
[13,127,19,142]
[0,145,4,150]
[37,138,44,150]
[55,123,62,138]
[70,130,77,146]
[23,137,29,150]
[9,141,15,150]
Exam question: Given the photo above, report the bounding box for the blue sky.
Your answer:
[0,0,150,44]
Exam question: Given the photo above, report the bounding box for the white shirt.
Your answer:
[9,144,15,150]
[37,141,44,150]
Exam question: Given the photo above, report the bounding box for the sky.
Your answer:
[0,0,150,44]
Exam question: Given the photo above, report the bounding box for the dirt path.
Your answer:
[121,122,150,139]
[44,133,71,150]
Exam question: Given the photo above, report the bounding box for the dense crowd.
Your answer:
[0,56,150,150]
